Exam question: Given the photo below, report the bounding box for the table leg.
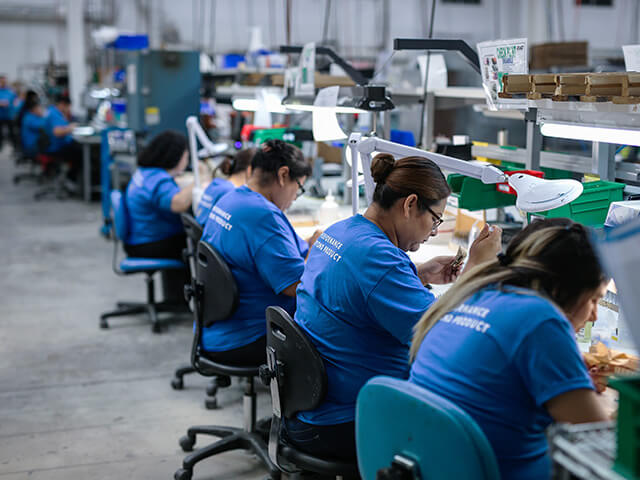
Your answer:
[83,143,90,202]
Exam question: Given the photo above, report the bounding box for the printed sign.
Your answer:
[477,38,528,110]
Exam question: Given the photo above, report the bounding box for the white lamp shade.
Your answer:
[509,173,584,213]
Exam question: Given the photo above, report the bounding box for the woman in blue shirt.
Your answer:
[287,154,502,461]
[195,147,255,225]
[409,218,609,480]
[200,139,315,366]
[21,96,47,157]
[125,130,194,260]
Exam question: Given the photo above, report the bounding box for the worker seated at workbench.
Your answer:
[409,218,611,480]
[45,94,82,186]
[287,153,502,462]
[124,131,195,302]
[199,139,320,366]
[194,147,255,226]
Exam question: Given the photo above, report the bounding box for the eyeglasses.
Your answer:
[295,178,306,198]
[425,205,444,233]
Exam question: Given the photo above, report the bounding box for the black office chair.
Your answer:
[259,306,360,478]
[174,241,279,480]
[171,213,230,410]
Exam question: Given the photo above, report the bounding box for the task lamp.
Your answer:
[186,116,231,209]
[347,134,584,215]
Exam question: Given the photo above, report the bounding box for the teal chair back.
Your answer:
[356,376,500,480]
[110,190,129,243]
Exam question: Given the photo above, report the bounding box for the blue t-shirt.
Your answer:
[195,178,235,225]
[125,168,184,245]
[295,214,436,425]
[0,88,16,120]
[21,112,47,155]
[200,185,309,352]
[46,105,73,153]
[409,286,594,480]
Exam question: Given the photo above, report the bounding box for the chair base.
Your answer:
[175,426,280,480]
[100,300,188,333]
[171,368,231,410]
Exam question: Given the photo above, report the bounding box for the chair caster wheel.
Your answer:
[151,323,162,334]
[204,397,218,410]
[99,319,109,329]
[179,435,195,452]
[171,378,183,390]
[174,468,192,480]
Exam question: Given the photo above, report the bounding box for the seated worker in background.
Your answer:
[409,218,609,480]
[21,95,47,157]
[125,130,193,260]
[46,94,82,183]
[125,130,194,303]
[195,147,255,225]
[0,75,16,150]
[288,153,502,461]
[200,139,318,366]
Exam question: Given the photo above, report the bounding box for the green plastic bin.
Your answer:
[527,180,625,228]
[610,375,640,480]
[251,127,303,148]
[447,173,516,211]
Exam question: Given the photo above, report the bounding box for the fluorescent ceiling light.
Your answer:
[283,103,365,114]
[232,97,289,114]
[540,122,640,147]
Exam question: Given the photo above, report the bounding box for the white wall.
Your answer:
[1,0,639,82]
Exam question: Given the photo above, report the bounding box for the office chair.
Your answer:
[174,241,279,480]
[355,376,500,480]
[100,190,187,333]
[259,306,360,478]
[171,213,230,410]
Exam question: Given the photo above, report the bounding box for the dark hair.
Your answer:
[411,218,607,360]
[371,153,451,211]
[55,94,71,105]
[220,147,256,176]
[137,130,188,170]
[251,139,311,185]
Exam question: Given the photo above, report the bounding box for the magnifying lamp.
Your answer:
[186,116,231,209]
[348,134,584,215]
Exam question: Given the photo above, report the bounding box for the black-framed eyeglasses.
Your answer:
[295,178,306,198]
[426,205,444,232]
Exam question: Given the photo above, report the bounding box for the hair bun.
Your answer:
[370,153,395,184]
[262,139,286,153]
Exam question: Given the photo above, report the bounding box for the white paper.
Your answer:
[623,45,640,71]
[253,89,272,128]
[418,54,447,91]
[311,87,347,141]
[314,86,340,107]
[295,42,316,96]
[595,217,640,351]
[477,38,528,110]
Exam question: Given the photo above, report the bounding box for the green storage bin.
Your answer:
[447,173,517,211]
[527,180,624,228]
[251,127,303,148]
[610,376,640,480]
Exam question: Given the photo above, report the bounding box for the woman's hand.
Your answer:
[306,229,323,249]
[588,365,610,394]
[418,256,462,285]
[465,224,503,271]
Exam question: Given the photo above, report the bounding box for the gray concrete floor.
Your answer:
[0,147,271,479]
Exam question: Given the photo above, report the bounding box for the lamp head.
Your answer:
[508,173,584,213]
[354,85,395,112]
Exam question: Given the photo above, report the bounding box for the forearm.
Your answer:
[170,185,194,213]
[53,125,74,137]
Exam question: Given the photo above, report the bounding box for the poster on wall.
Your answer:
[477,38,528,110]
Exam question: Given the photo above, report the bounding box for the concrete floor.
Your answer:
[0,147,271,479]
